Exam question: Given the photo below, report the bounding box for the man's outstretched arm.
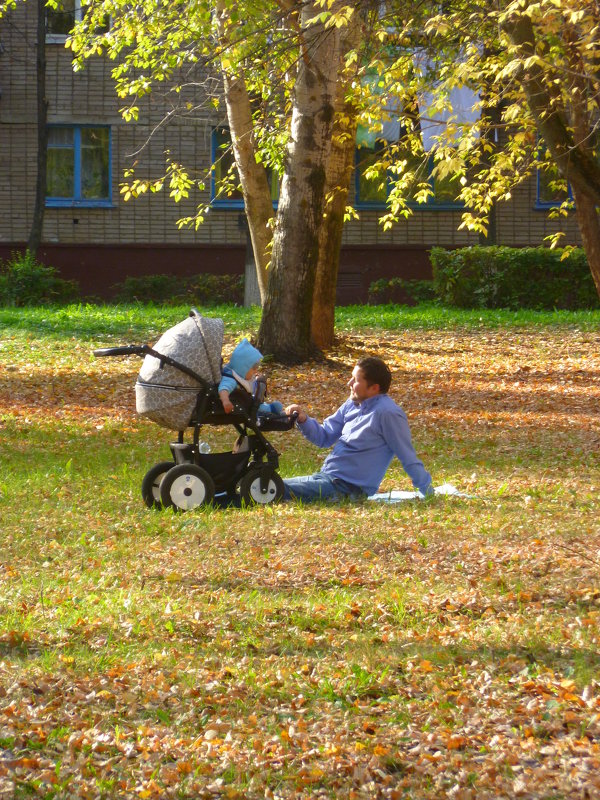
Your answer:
[285,403,346,449]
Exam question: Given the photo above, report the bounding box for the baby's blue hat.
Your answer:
[229,339,263,377]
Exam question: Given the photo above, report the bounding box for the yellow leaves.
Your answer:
[296,765,325,785]
[137,780,162,798]
[120,176,165,202]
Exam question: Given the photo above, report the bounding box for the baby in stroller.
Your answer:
[218,338,283,416]
[94,309,295,512]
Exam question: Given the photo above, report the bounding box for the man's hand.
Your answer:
[285,404,307,424]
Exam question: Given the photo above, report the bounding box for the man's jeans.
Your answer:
[283,472,365,503]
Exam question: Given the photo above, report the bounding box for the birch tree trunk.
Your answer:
[257,1,341,362]
[216,4,273,304]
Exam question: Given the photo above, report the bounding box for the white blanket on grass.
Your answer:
[368,483,472,503]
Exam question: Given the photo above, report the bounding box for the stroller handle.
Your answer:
[94,345,149,357]
[93,343,212,389]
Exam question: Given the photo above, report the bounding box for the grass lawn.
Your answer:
[0,303,599,799]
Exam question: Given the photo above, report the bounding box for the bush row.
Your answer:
[0,252,244,307]
[430,246,600,310]
[2,247,599,310]
[367,278,436,306]
[113,273,244,306]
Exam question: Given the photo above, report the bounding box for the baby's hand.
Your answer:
[219,389,234,414]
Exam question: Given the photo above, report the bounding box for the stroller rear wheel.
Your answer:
[238,471,284,506]
[160,464,216,512]
[141,461,175,509]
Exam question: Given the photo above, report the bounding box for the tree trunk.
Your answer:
[502,12,600,204]
[565,31,600,298]
[28,0,49,254]
[570,184,600,296]
[258,2,340,362]
[503,11,600,299]
[311,13,361,350]
[216,5,273,304]
[311,97,358,349]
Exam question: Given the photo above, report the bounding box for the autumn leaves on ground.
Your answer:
[0,306,599,799]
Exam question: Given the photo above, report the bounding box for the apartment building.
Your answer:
[0,3,581,302]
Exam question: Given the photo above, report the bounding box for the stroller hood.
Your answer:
[135,311,224,430]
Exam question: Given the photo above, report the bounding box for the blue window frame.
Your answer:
[536,168,572,209]
[210,127,279,209]
[211,128,244,209]
[355,140,463,210]
[46,125,112,208]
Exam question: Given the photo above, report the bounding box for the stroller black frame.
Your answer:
[94,342,295,511]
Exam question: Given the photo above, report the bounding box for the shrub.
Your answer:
[113,273,245,306]
[431,246,600,310]
[368,277,436,306]
[185,273,244,306]
[0,251,79,306]
[113,274,185,304]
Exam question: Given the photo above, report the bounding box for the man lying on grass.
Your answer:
[284,356,433,502]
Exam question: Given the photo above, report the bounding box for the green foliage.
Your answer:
[186,273,244,306]
[431,246,600,311]
[368,277,436,306]
[0,251,79,307]
[113,273,244,306]
[0,0,17,19]
[112,274,183,304]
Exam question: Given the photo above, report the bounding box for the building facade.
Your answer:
[0,3,582,303]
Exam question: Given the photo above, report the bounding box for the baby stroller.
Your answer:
[94,309,295,511]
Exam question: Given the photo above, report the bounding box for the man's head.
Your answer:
[348,356,392,403]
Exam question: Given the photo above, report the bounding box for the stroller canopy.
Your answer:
[135,310,224,430]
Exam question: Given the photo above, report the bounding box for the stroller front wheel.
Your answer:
[141,461,176,509]
[238,471,285,506]
[160,464,216,512]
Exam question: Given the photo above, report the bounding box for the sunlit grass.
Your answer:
[0,304,598,798]
[2,301,599,346]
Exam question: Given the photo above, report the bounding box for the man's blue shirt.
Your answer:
[297,394,432,497]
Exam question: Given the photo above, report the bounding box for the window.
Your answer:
[355,140,462,209]
[46,125,112,207]
[211,128,279,208]
[356,142,389,205]
[536,170,571,208]
[46,0,109,42]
